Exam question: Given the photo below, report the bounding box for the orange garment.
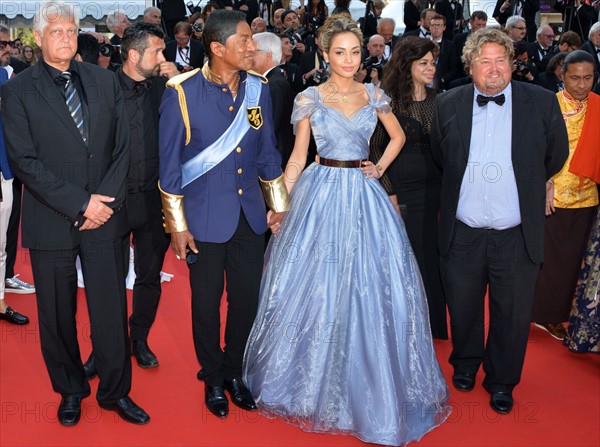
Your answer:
[570,92,600,184]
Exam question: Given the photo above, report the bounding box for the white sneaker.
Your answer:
[5,275,36,294]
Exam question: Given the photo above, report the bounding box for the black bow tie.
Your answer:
[477,94,505,107]
[134,79,152,95]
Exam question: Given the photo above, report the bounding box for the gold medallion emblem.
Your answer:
[247,106,263,129]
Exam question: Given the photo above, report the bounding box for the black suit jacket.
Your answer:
[163,39,205,70]
[581,40,600,77]
[554,2,596,43]
[8,57,28,75]
[1,60,130,249]
[435,38,459,89]
[404,1,421,33]
[453,30,469,60]
[494,0,539,41]
[266,68,295,168]
[527,41,554,73]
[430,82,569,263]
[435,0,464,39]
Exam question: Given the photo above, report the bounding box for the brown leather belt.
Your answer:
[317,156,364,168]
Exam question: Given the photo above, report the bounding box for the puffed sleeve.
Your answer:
[367,83,392,115]
[290,87,319,126]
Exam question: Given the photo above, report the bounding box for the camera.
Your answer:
[515,60,530,76]
[312,68,327,84]
[186,1,202,14]
[283,26,309,48]
[192,22,204,34]
[99,43,120,58]
[362,56,384,79]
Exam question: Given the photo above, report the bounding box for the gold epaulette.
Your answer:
[247,70,268,84]
[166,68,200,146]
[158,181,188,233]
[259,174,290,213]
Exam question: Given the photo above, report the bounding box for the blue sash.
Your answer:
[181,74,263,188]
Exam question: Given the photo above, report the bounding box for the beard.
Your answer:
[135,60,160,79]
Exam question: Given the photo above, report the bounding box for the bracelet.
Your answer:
[376,164,383,172]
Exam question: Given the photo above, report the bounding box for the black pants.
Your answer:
[127,190,170,341]
[189,213,263,386]
[5,177,21,278]
[440,221,540,393]
[30,233,131,404]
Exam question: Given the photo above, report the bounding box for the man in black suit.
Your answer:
[430,13,459,89]
[527,24,556,72]
[279,34,305,92]
[453,10,488,61]
[494,0,539,42]
[358,0,385,41]
[164,22,205,72]
[555,0,597,44]
[403,8,437,38]
[106,10,131,64]
[581,22,600,75]
[378,18,399,60]
[435,0,464,39]
[431,28,568,415]
[404,0,421,34]
[2,1,149,427]
[252,32,295,167]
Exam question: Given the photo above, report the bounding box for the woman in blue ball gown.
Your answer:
[243,16,451,446]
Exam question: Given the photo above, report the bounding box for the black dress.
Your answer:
[370,89,448,339]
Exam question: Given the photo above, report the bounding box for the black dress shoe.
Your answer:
[83,353,97,380]
[58,395,81,426]
[197,369,205,381]
[132,340,159,368]
[224,377,257,411]
[452,372,476,392]
[99,396,150,425]
[0,307,29,325]
[205,384,228,418]
[490,391,514,414]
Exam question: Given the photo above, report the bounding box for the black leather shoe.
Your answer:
[490,391,514,414]
[132,340,159,368]
[99,396,150,425]
[224,377,257,411]
[0,307,29,325]
[452,372,476,392]
[205,384,228,418]
[58,395,81,426]
[83,353,97,380]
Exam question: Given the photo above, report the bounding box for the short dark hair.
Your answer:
[203,10,247,62]
[559,30,581,48]
[121,22,165,61]
[430,13,446,25]
[77,34,100,65]
[562,49,595,74]
[174,21,192,36]
[471,10,487,21]
[546,51,567,74]
[514,41,529,57]
[420,8,435,20]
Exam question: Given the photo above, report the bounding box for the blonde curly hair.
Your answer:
[462,27,514,73]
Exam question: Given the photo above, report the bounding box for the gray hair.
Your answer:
[536,24,553,37]
[106,10,127,33]
[505,15,525,29]
[378,17,396,28]
[144,6,161,18]
[253,32,282,65]
[589,22,600,39]
[34,1,80,35]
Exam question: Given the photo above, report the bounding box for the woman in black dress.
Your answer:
[370,36,448,339]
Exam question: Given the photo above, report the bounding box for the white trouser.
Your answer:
[0,173,13,300]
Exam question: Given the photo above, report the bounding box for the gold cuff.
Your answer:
[259,174,290,213]
[158,181,188,233]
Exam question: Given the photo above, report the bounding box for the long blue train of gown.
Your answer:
[243,84,451,446]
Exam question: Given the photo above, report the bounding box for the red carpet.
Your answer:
[1,247,599,447]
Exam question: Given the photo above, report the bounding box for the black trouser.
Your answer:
[5,177,21,278]
[127,190,170,342]
[30,234,131,404]
[189,213,263,387]
[440,220,540,393]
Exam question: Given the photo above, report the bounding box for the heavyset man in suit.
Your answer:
[163,21,205,72]
[431,28,569,415]
[1,1,149,426]
[159,10,288,419]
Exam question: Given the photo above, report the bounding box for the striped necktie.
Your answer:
[59,71,87,144]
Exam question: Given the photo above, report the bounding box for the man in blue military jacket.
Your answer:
[159,10,288,419]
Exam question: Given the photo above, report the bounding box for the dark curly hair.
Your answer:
[381,37,437,113]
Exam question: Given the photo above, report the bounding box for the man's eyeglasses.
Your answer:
[0,40,17,50]
[541,34,555,39]
[513,26,527,31]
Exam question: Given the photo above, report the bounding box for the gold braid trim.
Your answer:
[166,68,200,146]
[158,181,188,233]
[259,174,290,212]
